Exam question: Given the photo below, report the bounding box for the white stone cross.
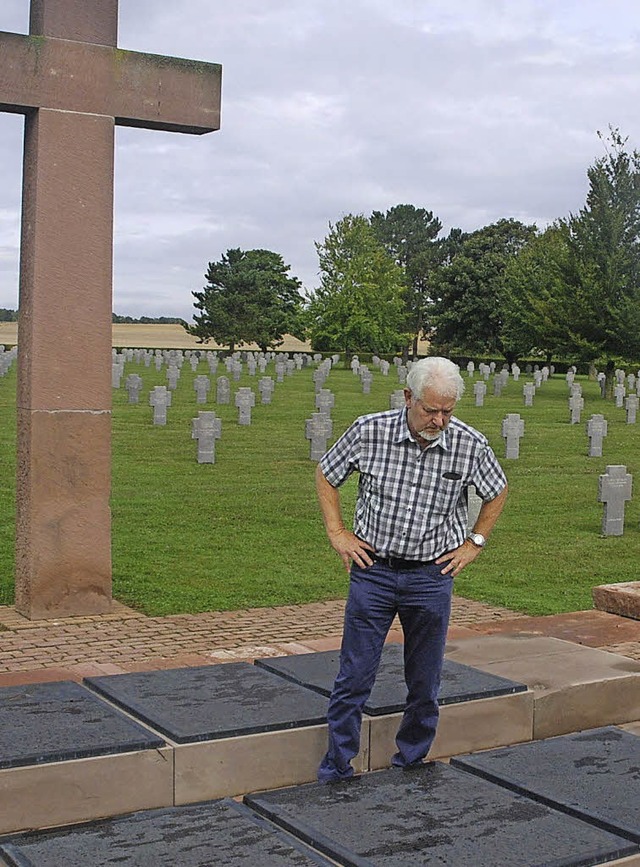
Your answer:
[597,465,632,536]
[149,385,172,426]
[501,413,525,459]
[587,414,608,457]
[625,394,639,424]
[258,377,275,404]
[315,389,335,417]
[235,387,256,425]
[191,411,222,464]
[305,412,333,461]
[216,376,231,404]
[569,393,584,425]
[125,373,143,405]
[473,381,487,407]
[193,375,211,405]
[389,390,405,410]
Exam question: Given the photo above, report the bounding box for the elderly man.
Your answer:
[316,356,508,782]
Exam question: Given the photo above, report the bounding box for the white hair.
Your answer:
[406,357,465,400]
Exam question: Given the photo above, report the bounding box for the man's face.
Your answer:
[404,386,457,443]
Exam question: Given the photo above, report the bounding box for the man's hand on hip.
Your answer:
[328,528,375,572]
[436,540,482,578]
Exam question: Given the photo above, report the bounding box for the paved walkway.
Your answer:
[0,596,638,687]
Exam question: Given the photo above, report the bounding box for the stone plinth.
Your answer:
[593,582,640,620]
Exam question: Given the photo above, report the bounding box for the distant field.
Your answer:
[0,360,638,617]
[0,322,433,353]
[0,322,313,351]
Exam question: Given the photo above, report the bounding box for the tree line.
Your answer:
[0,312,186,325]
[187,128,640,390]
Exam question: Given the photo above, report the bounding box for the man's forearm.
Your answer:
[315,464,374,571]
[473,485,508,539]
[315,463,346,538]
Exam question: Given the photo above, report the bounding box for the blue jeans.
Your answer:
[318,560,453,782]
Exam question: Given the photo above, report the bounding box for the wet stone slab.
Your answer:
[0,681,164,769]
[451,725,640,843]
[245,762,639,867]
[255,643,527,715]
[84,663,329,743]
[0,799,333,867]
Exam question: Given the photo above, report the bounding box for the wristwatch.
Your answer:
[468,532,486,548]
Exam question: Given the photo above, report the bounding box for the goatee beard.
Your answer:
[418,428,442,441]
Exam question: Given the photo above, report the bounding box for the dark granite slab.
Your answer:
[0,681,164,770]
[0,799,333,867]
[245,762,639,867]
[255,643,527,715]
[84,663,328,743]
[451,726,640,843]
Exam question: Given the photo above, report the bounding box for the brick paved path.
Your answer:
[0,597,522,674]
[0,597,637,681]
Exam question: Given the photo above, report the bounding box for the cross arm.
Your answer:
[0,31,221,134]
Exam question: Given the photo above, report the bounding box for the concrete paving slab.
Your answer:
[446,635,640,738]
[0,681,164,769]
[0,799,333,866]
[469,609,640,647]
[452,726,640,843]
[256,643,527,715]
[84,663,329,743]
[245,762,639,866]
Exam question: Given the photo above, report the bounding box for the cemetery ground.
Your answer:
[1,353,639,619]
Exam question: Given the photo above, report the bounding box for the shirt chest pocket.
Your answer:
[430,472,465,516]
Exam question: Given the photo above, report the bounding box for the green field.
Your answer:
[0,356,638,616]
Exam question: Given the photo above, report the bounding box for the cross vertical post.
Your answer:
[1,0,221,617]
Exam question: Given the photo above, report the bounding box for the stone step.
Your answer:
[0,637,638,839]
[593,581,640,620]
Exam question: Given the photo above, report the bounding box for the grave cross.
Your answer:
[597,465,632,536]
[501,413,525,459]
[473,381,487,407]
[191,412,222,464]
[235,387,256,425]
[2,0,221,618]
[569,393,584,425]
[193,375,211,405]
[149,385,172,426]
[305,413,333,461]
[587,414,608,457]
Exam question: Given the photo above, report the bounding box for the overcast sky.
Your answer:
[1,1,639,321]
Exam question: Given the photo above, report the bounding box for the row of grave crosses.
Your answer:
[147,382,263,427]
[499,412,622,460]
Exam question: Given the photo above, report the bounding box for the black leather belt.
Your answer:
[370,553,438,569]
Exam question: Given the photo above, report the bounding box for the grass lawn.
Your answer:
[0,356,638,616]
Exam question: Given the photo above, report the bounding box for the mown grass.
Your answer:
[0,358,638,616]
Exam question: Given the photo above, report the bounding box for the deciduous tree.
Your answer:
[370,204,442,357]
[430,218,536,362]
[307,214,408,357]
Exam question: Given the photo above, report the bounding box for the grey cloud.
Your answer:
[1,1,639,317]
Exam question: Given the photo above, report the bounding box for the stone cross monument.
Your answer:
[1,0,221,618]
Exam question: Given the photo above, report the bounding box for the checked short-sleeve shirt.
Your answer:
[320,407,507,561]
